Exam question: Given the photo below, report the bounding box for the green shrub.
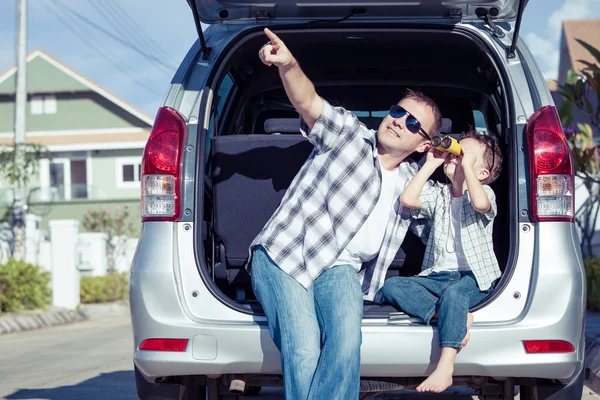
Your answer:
[0,259,51,313]
[586,257,600,311]
[80,273,128,304]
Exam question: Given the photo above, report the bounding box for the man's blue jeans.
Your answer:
[381,271,490,348]
[250,246,363,400]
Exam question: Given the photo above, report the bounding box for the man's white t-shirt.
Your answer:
[432,195,470,273]
[333,158,402,271]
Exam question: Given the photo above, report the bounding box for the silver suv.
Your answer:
[130,1,586,399]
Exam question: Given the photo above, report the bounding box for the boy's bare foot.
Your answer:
[461,313,474,348]
[416,365,454,393]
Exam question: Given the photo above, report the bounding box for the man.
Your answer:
[249,28,443,400]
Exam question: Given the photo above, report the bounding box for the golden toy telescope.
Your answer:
[431,135,461,156]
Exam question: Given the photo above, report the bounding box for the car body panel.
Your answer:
[188,0,528,24]
[130,17,585,390]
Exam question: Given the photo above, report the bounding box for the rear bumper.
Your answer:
[131,223,585,383]
[132,292,584,381]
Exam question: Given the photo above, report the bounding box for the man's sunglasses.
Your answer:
[389,105,430,140]
[482,135,497,172]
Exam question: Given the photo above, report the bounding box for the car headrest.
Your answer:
[264,118,300,134]
[441,118,452,134]
[358,117,381,131]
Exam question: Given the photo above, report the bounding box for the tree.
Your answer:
[0,143,48,260]
[557,39,600,257]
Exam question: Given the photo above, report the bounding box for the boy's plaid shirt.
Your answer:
[413,183,501,290]
[248,99,428,301]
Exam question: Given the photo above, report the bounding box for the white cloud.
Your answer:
[524,32,560,79]
[524,0,599,80]
[548,0,594,32]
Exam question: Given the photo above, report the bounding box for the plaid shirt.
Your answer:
[413,183,501,290]
[249,99,427,301]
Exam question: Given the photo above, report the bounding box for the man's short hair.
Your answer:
[402,89,443,137]
[459,129,503,185]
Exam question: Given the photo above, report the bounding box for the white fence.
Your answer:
[0,216,138,309]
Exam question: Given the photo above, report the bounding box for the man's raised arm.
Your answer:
[259,28,323,129]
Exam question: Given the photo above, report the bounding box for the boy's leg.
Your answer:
[437,274,489,349]
[381,275,446,324]
[417,347,458,393]
[250,246,320,400]
[308,265,363,400]
[417,274,488,393]
[462,312,475,347]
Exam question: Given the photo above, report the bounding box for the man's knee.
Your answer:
[327,311,362,353]
[284,332,321,363]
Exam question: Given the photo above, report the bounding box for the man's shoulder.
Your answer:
[320,99,376,139]
[401,158,421,176]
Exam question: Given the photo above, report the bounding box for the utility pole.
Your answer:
[12,0,28,261]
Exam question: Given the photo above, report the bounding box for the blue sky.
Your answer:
[0,0,599,118]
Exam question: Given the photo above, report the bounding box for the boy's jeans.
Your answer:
[250,246,363,400]
[381,271,490,348]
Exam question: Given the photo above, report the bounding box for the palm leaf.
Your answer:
[576,39,600,66]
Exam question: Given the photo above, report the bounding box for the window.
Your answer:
[49,161,66,199]
[31,96,43,115]
[116,157,142,188]
[473,110,488,134]
[216,74,235,117]
[31,95,57,115]
[206,74,237,158]
[70,159,88,199]
[46,158,88,200]
[44,95,57,114]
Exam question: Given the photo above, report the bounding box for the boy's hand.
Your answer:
[425,148,449,168]
[259,28,295,69]
[461,146,477,170]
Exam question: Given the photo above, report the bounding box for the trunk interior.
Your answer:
[197,26,512,317]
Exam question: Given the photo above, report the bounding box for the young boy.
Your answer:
[381,129,503,393]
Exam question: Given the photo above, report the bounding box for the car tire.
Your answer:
[519,363,585,400]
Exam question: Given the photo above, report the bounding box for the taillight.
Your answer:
[526,106,574,222]
[141,107,187,221]
[523,340,575,354]
[139,338,189,352]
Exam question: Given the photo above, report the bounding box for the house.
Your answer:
[0,49,153,231]
[548,18,600,135]
[557,18,600,86]
[546,19,600,255]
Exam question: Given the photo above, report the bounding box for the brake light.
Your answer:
[139,338,189,352]
[526,106,574,222]
[141,107,187,221]
[523,340,575,353]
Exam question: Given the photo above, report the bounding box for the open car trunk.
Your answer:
[197,25,514,316]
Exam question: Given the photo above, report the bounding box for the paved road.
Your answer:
[0,316,597,400]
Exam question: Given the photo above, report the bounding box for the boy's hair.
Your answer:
[459,129,503,185]
[402,89,443,137]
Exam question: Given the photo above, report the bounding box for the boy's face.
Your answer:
[443,138,489,182]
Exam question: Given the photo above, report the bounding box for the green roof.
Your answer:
[0,53,88,95]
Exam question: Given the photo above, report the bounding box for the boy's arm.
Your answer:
[400,150,448,209]
[462,151,491,213]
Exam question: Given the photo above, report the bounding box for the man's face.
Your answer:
[377,98,435,156]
